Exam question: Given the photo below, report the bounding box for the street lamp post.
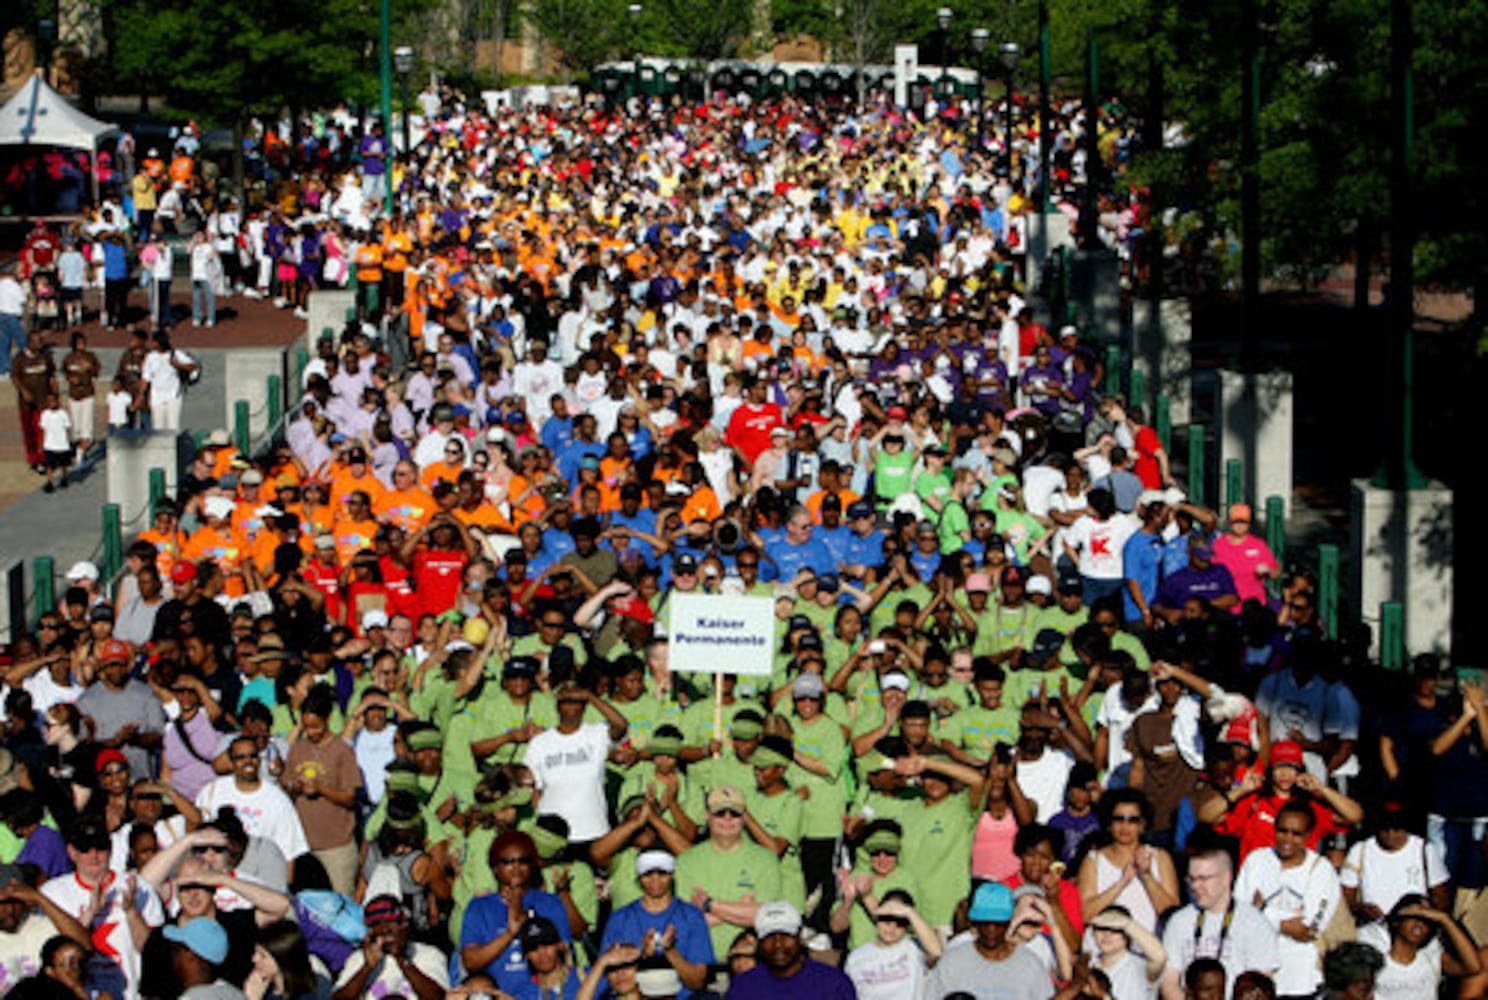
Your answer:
[394,46,414,156]
[1038,0,1051,212]
[970,29,989,150]
[37,18,56,86]
[628,3,643,106]
[936,7,953,108]
[998,41,1021,181]
[378,0,394,214]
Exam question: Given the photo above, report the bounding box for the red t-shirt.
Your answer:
[1004,872,1085,938]
[726,402,784,464]
[1132,425,1166,489]
[302,561,343,624]
[413,548,468,619]
[1217,792,1343,862]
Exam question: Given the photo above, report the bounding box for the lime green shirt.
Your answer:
[900,791,978,927]
[675,838,784,955]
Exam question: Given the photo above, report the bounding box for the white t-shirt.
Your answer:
[845,938,930,1000]
[524,722,613,840]
[333,942,451,995]
[1064,513,1138,581]
[1082,947,1156,1000]
[0,913,57,993]
[1339,835,1449,914]
[1161,901,1279,990]
[1014,749,1076,823]
[1097,688,1157,780]
[194,776,309,859]
[1233,849,1340,995]
[39,407,72,452]
[141,349,183,407]
[41,870,165,998]
[24,669,84,713]
[1359,920,1442,1000]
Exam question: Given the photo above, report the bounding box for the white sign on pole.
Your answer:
[894,44,919,108]
[667,593,775,677]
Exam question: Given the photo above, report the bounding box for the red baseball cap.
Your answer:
[886,406,908,421]
[171,562,199,585]
[1270,740,1304,769]
[611,596,656,625]
[99,638,132,665]
[95,748,128,775]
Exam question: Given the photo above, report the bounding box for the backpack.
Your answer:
[175,349,203,387]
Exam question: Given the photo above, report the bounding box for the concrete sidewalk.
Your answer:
[0,348,237,637]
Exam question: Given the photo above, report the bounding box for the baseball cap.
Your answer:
[95,747,128,776]
[202,496,236,520]
[1138,489,1169,509]
[363,895,408,924]
[164,918,230,964]
[611,596,656,625]
[65,815,112,852]
[706,786,746,814]
[361,609,390,631]
[171,561,199,584]
[965,573,992,593]
[1001,565,1028,586]
[793,672,826,699]
[99,638,132,664]
[1187,535,1213,559]
[1229,503,1253,524]
[967,881,1015,923]
[520,916,563,952]
[673,553,699,574]
[1057,574,1084,595]
[755,900,803,938]
[770,425,792,439]
[636,968,684,998]
[240,469,265,486]
[1026,575,1052,597]
[886,405,908,421]
[847,499,875,519]
[66,560,99,582]
[636,850,676,876]
[88,603,115,623]
[503,656,539,679]
[880,671,911,693]
[1270,740,1305,769]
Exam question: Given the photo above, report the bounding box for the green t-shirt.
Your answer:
[686,752,759,823]
[992,509,1047,564]
[675,838,784,955]
[543,858,599,949]
[606,846,644,911]
[510,632,589,671]
[747,787,806,908]
[914,468,953,513]
[789,715,851,839]
[939,704,1020,760]
[938,499,972,553]
[873,450,917,506]
[899,791,978,927]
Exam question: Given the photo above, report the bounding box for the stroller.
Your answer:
[30,267,60,331]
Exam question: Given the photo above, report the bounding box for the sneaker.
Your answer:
[192,319,201,327]
[205,320,215,329]
[244,288,263,299]
[294,307,309,319]
[43,482,54,494]
[273,297,287,308]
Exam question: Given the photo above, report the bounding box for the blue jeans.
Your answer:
[0,313,24,375]
[156,280,172,328]
[1429,814,1487,890]
[192,280,215,325]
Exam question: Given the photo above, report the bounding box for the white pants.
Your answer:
[151,395,182,431]
[67,397,95,443]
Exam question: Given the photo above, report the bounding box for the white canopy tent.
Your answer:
[0,71,118,203]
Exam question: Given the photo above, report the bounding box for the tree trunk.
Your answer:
[1353,217,1373,311]
[232,117,246,207]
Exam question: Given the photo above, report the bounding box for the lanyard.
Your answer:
[1193,899,1236,959]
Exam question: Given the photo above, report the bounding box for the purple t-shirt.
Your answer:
[358,135,387,175]
[1157,562,1239,611]
[1049,808,1102,865]
[727,959,858,1000]
[17,826,70,878]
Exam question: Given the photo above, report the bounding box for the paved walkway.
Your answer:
[1,290,304,634]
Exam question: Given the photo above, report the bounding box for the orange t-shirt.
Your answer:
[182,525,248,596]
[419,460,466,491]
[332,516,380,564]
[138,527,184,580]
[375,487,438,533]
[680,485,723,525]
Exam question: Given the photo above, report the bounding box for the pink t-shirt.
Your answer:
[971,808,1022,882]
[1211,532,1278,610]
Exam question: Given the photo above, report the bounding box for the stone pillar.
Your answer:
[1026,212,1073,293]
[1217,369,1293,519]
[1351,479,1453,659]
[305,289,356,352]
[1070,248,1120,345]
[106,431,194,534]
[1132,298,1193,424]
[224,350,289,446]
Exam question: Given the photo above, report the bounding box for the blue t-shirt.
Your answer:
[541,416,575,455]
[600,898,715,998]
[459,889,571,993]
[769,537,837,582]
[1121,530,1165,621]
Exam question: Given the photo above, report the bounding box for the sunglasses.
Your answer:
[875,915,910,927]
[495,856,534,867]
[1110,814,1143,825]
[711,809,744,819]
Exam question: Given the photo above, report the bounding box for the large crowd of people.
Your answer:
[0,87,1473,1000]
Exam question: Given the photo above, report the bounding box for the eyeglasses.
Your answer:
[541,620,565,629]
[495,856,534,867]
[711,809,744,819]
[39,623,61,630]
[737,561,759,568]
